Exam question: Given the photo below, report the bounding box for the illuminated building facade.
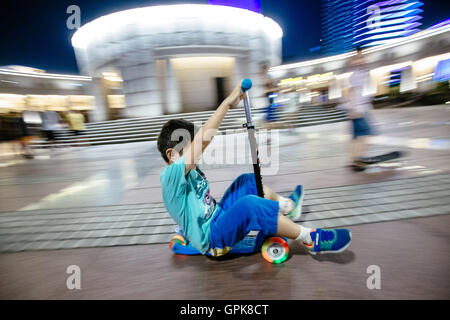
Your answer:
[321,0,357,55]
[321,0,424,54]
[72,4,282,121]
[354,0,424,48]
[0,66,95,117]
[270,23,450,102]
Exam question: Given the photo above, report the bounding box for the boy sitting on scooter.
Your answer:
[157,80,352,257]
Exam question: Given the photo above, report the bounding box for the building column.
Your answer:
[88,77,109,122]
[365,72,378,96]
[247,39,268,109]
[299,90,312,104]
[328,77,342,100]
[400,67,417,93]
[163,58,182,114]
[233,56,248,108]
[233,56,246,86]
[119,49,163,118]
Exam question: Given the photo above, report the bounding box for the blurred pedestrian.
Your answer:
[16,111,34,158]
[65,109,88,147]
[40,110,62,149]
[341,47,374,168]
[0,111,34,159]
[281,88,300,134]
[261,63,281,128]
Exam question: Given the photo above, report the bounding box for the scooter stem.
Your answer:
[241,78,254,126]
[241,79,265,198]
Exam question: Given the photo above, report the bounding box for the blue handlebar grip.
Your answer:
[241,79,252,92]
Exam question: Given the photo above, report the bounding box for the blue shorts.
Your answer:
[352,117,371,139]
[209,173,279,255]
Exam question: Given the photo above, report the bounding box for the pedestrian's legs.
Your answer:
[352,136,369,160]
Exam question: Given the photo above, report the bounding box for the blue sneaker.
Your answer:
[285,185,304,221]
[304,228,352,255]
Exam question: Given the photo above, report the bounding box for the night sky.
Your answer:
[0,0,448,74]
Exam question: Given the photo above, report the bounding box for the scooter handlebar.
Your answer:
[241,79,252,92]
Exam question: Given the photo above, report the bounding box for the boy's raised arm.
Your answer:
[184,81,245,174]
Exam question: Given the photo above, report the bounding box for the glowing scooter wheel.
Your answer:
[169,234,186,250]
[262,237,289,264]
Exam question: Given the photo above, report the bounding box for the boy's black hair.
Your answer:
[157,119,196,163]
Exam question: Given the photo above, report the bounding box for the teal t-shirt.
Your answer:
[160,155,218,254]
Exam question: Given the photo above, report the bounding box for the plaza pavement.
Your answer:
[0,105,449,299]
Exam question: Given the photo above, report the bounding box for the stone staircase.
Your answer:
[30,104,347,148]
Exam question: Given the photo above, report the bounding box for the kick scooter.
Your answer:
[169,79,290,264]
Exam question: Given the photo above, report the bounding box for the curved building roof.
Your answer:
[72,4,282,50]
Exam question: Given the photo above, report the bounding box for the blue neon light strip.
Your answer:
[207,0,261,13]
[433,59,450,82]
[354,15,421,30]
[427,18,450,30]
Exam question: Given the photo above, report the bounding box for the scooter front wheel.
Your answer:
[261,237,289,264]
[169,234,186,250]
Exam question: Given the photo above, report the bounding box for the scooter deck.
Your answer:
[171,231,266,256]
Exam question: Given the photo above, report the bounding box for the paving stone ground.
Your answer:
[0,106,449,299]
